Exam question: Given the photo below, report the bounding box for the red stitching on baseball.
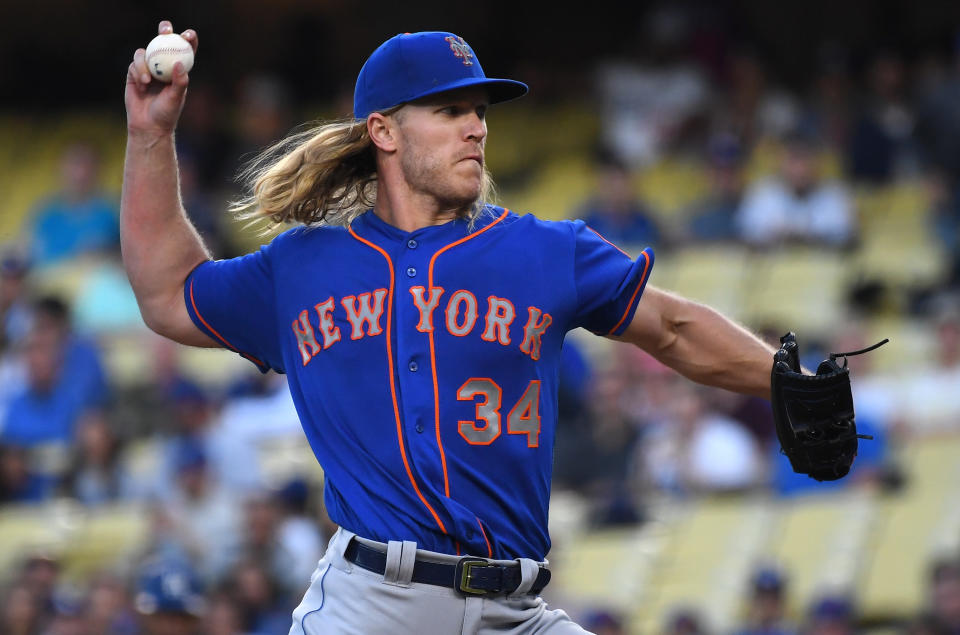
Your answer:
[147,47,192,59]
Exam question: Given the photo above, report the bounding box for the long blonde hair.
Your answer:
[230,110,496,229]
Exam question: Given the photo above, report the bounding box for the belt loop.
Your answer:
[398,541,417,586]
[383,541,404,585]
[330,528,356,570]
[508,558,540,598]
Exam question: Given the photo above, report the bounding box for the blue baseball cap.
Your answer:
[354,31,528,119]
[135,557,206,617]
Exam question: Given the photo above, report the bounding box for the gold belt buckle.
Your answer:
[457,558,494,595]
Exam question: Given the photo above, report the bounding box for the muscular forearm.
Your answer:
[618,287,775,399]
[120,130,209,331]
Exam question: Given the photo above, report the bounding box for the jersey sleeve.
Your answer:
[183,244,283,374]
[571,221,654,336]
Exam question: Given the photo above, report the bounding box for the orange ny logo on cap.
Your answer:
[445,36,474,66]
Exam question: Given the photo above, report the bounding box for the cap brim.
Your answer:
[403,77,528,108]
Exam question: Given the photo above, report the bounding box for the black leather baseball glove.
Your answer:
[770,332,888,481]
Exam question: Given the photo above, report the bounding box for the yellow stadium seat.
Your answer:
[741,247,851,334]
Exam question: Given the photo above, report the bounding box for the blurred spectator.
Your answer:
[926,558,960,634]
[553,367,644,524]
[224,559,291,634]
[2,583,43,635]
[896,302,960,432]
[712,47,802,148]
[597,7,711,166]
[233,493,301,597]
[212,372,304,493]
[581,608,626,635]
[665,607,707,635]
[678,386,763,494]
[572,152,661,247]
[174,84,234,191]
[228,75,295,187]
[203,592,243,635]
[134,556,206,635]
[927,173,960,289]
[179,151,230,259]
[847,52,916,183]
[801,44,854,156]
[161,376,286,499]
[0,444,53,503]
[803,595,856,635]
[914,45,960,188]
[27,143,120,268]
[18,554,61,618]
[84,573,138,635]
[2,296,109,459]
[735,130,856,247]
[32,296,108,408]
[275,478,326,592]
[0,250,32,350]
[736,566,797,635]
[903,613,944,635]
[1,302,109,489]
[684,132,747,242]
[45,591,86,635]
[61,412,131,506]
[644,383,763,496]
[152,440,243,583]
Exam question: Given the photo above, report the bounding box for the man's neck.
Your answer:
[373,175,467,232]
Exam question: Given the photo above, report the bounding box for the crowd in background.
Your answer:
[3,7,960,633]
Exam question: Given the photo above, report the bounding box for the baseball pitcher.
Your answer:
[123,22,870,634]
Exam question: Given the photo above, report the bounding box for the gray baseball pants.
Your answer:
[288,528,593,634]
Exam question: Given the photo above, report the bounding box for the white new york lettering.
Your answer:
[341,289,387,340]
[410,286,445,332]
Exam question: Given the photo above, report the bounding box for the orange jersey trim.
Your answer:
[189,279,266,367]
[607,248,653,335]
[427,208,510,497]
[586,225,631,258]
[348,226,448,535]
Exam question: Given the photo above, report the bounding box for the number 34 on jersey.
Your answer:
[457,378,540,448]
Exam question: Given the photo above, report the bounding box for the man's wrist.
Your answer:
[126,127,176,148]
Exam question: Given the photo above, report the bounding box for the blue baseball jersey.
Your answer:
[184,205,653,560]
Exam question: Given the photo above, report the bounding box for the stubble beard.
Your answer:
[400,145,481,215]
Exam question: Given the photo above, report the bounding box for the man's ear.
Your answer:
[368,112,399,152]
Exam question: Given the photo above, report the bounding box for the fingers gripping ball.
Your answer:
[145,33,194,82]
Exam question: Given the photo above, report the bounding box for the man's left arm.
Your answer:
[611,285,775,400]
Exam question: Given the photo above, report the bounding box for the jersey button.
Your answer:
[407,239,418,249]
[408,361,418,372]
[406,267,417,277]
[415,424,424,433]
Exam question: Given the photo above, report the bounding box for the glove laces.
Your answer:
[828,338,889,362]
[827,338,889,441]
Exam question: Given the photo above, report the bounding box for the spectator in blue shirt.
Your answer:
[1,297,108,468]
[28,143,120,268]
[573,151,661,247]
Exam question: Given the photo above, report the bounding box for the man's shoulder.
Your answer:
[265,223,352,253]
[493,206,581,238]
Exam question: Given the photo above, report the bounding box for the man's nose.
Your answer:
[465,116,486,142]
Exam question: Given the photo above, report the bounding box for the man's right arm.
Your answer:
[121,20,215,348]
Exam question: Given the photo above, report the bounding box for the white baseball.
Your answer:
[145,33,194,82]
